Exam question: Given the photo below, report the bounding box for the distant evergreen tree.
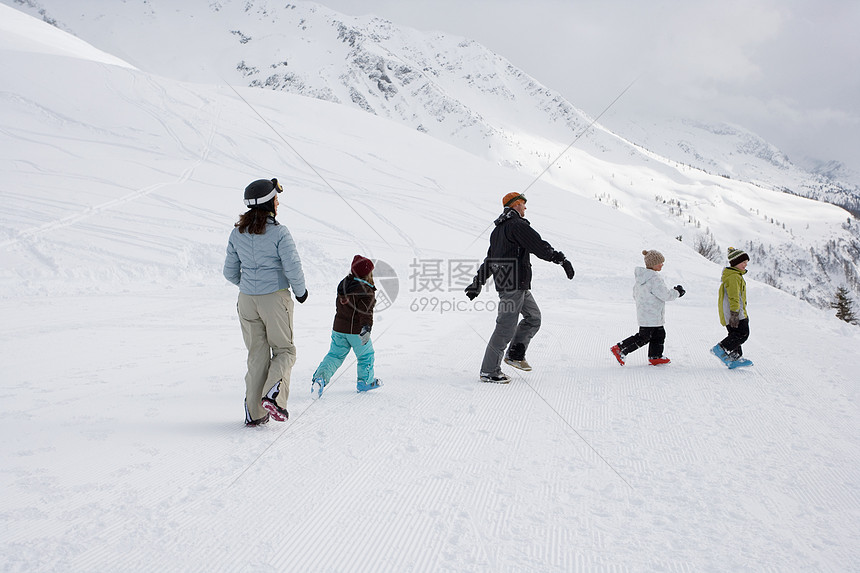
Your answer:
[694,231,721,263]
[830,287,858,324]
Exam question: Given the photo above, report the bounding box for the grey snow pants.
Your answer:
[480,289,541,375]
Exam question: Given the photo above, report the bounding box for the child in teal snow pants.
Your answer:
[312,255,382,396]
[314,331,375,388]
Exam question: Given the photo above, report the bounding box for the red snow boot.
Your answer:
[261,397,289,421]
[610,345,626,366]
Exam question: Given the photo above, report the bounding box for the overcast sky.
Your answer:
[320,0,860,175]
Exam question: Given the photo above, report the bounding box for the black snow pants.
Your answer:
[719,318,750,358]
[618,326,666,359]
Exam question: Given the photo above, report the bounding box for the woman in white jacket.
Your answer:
[611,250,685,366]
[224,178,308,426]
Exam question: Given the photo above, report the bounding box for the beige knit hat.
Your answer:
[642,249,665,269]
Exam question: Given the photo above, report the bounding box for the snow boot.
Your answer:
[245,413,269,427]
[610,345,626,366]
[479,372,511,384]
[648,356,670,365]
[710,344,727,360]
[505,343,531,370]
[244,401,270,427]
[504,357,532,371]
[261,380,289,421]
[311,376,327,398]
[727,357,754,369]
[357,378,382,393]
[717,350,753,369]
[261,398,288,421]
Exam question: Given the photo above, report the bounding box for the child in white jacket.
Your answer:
[611,250,685,366]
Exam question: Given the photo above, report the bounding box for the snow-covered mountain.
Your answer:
[16,0,857,206]
[3,0,860,310]
[2,6,860,571]
[1,0,603,165]
[617,117,860,216]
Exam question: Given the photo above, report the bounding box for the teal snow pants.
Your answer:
[313,331,375,387]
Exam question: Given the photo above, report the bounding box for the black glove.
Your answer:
[295,289,308,303]
[729,310,740,328]
[465,278,481,301]
[359,325,371,345]
[562,259,575,280]
[674,285,685,297]
[551,250,566,264]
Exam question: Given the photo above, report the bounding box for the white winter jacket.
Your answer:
[633,267,679,327]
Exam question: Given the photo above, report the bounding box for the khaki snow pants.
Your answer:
[238,290,296,420]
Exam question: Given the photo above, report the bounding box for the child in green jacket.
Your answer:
[711,247,752,368]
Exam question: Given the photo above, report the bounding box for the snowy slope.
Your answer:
[617,116,860,216]
[0,3,134,68]
[0,0,598,161]
[2,7,860,573]
[4,0,859,312]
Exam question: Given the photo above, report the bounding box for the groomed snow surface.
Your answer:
[2,8,860,572]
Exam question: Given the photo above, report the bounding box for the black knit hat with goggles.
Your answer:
[244,178,283,210]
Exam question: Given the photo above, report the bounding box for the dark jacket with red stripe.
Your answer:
[474,208,560,291]
[332,274,376,334]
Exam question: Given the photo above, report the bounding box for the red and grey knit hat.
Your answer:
[351,255,374,277]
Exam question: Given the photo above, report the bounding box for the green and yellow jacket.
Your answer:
[718,266,748,326]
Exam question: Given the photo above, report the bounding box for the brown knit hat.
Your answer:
[642,249,665,269]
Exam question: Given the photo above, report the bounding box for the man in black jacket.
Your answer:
[465,192,575,383]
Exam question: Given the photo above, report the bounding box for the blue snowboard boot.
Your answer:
[357,378,382,393]
[716,347,753,369]
[727,357,754,369]
[311,376,327,398]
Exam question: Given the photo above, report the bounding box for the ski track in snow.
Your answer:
[0,91,219,252]
[3,289,858,572]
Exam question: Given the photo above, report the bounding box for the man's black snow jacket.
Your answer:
[474,208,560,291]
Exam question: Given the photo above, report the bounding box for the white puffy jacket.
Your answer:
[633,267,679,327]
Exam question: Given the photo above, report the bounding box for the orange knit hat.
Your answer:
[502,192,526,208]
